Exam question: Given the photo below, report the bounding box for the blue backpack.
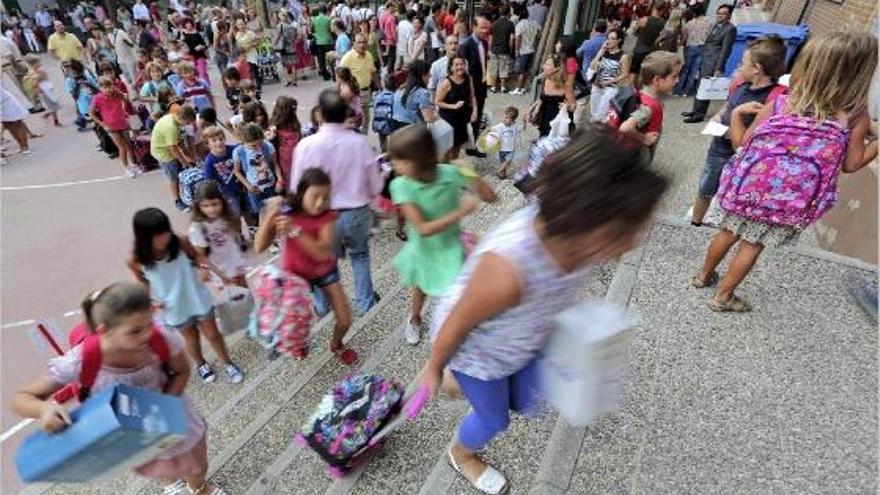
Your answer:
[178,166,207,207]
[372,90,394,136]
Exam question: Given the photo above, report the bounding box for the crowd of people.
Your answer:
[4,0,879,494]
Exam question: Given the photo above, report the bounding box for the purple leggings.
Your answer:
[452,358,541,451]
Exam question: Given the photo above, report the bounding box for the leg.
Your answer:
[322,282,353,349]
[6,121,29,152]
[340,207,377,314]
[108,131,131,168]
[410,286,426,326]
[589,86,602,122]
[179,324,207,366]
[691,196,712,225]
[197,314,233,364]
[715,239,763,302]
[698,228,739,283]
[693,148,728,224]
[451,370,513,482]
[508,358,542,416]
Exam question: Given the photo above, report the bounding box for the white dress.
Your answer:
[1,86,27,122]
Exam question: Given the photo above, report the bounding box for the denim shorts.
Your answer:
[513,53,533,74]
[161,160,181,181]
[698,146,734,198]
[499,150,514,162]
[246,189,278,215]
[308,265,341,289]
[167,308,215,332]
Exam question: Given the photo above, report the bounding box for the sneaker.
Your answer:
[225,363,245,383]
[404,321,421,345]
[509,88,522,95]
[197,363,216,383]
[175,199,188,211]
[125,167,137,178]
[501,88,509,94]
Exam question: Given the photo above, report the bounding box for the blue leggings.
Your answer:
[452,358,541,451]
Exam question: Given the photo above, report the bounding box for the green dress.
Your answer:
[390,164,470,297]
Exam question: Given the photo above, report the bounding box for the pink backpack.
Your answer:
[248,265,314,359]
[717,96,850,229]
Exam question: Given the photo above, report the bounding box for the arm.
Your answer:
[126,257,148,284]
[842,113,878,173]
[715,25,736,75]
[89,100,105,129]
[233,156,258,193]
[470,77,478,122]
[271,149,285,191]
[398,194,477,237]
[168,143,193,165]
[11,376,70,433]
[434,80,457,109]
[729,100,770,149]
[252,197,281,253]
[613,54,630,85]
[161,349,191,395]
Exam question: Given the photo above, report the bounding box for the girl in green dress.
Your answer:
[388,124,497,345]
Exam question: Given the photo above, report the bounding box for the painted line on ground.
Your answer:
[1,169,161,191]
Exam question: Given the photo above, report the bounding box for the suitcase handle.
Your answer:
[405,384,429,421]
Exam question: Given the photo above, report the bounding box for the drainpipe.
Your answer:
[563,0,578,35]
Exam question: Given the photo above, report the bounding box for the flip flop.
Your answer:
[332,345,359,366]
[708,294,752,313]
[691,271,718,289]
[447,448,509,495]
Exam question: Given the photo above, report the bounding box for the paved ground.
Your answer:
[2,52,878,494]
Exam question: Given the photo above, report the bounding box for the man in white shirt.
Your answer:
[395,11,413,70]
[132,0,151,22]
[428,35,462,97]
[511,5,539,94]
[35,5,54,37]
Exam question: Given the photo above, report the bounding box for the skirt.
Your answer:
[717,211,801,248]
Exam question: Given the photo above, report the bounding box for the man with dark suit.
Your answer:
[683,3,736,123]
[460,14,492,157]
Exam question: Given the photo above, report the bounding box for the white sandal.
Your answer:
[447,448,509,495]
[188,482,227,495]
[163,480,188,495]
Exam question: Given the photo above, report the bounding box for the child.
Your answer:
[302,104,323,138]
[202,125,245,220]
[253,168,358,364]
[151,103,198,211]
[65,59,98,132]
[419,125,668,493]
[175,61,215,113]
[690,36,787,227]
[139,61,171,121]
[489,106,520,178]
[269,95,302,187]
[335,66,363,131]
[692,32,878,313]
[91,76,138,177]
[232,123,284,216]
[223,66,243,112]
[388,124,496,345]
[23,54,61,126]
[615,51,681,155]
[10,283,227,495]
[189,180,247,288]
[373,75,396,152]
[127,207,245,383]
[98,61,130,96]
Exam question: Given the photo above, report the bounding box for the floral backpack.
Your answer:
[716,96,851,229]
[248,265,313,359]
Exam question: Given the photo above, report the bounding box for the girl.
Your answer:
[270,95,302,186]
[23,54,61,127]
[420,125,668,495]
[302,104,323,137]
[65,59,99,132]
[11,282,227,495]
[335,66,363,130]
[189,180,247,288]
[388,124,496,345]
[692,32,878,313]
[689,35,786,227]
[127,207,245,384]
[273,9,299,87]
[391,59,438,130]
[212,20,233,87]
[588,28,629,123]
[139,61,171,123]
[180,17,211,83]
[435,53,478,160]
[90,76,137,177]
[253,168,359,365]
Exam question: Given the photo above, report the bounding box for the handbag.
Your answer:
[696,77,732,101]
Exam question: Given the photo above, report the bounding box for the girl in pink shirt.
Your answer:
[91,76,138,177]
[269,95,302,188]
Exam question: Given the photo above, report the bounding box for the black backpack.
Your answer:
[607,86,641,130]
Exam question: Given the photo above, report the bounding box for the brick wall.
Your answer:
[772,0,809,25]
[804,0,878,36]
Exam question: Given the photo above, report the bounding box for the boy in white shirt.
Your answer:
[490,106,520,178]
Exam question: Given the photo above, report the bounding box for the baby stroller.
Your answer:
[296,373,428,477]
[257,37,281,84]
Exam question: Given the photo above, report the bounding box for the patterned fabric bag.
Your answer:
[248,265,313,359]
[717,96,850,228]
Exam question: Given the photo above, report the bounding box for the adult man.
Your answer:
[511,5,540,95]
[396,11,414,69]
[460,15,491,157]
[132,0,151,22]
[576,19,607,85]
[47,20,84,69]
[683,4,736,123]
[104,19,136,84]
[527,0,548,26]
[428,35,461,96]
[423,3,444,63]
[326,20,351,76]
[378,1,397,68]
[290,89,383,316]
[35,4,54,39]
[341,33,378,133]
[313,5,333,80]
[488,5,514,93]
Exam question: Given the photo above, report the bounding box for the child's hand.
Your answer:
[419,363,443,400]
[734,101,763,115]
[642,132,659,146]
[458,194,480,216]
[38,401,72,433]
[275,180,285,193]
[274,214,292,237]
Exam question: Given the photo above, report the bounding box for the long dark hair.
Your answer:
[192,180,237,225]
[402,59,431,106]
[285,168,332,215]
[270,95,302,133]
[132,207,180,266]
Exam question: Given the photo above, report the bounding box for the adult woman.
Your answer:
[294,6,313,75]
[436,53,476,160]
[407,16,427,62]
[453,8,469,42]
[231,16,262,92]
[213,20,233,79]
[391,59,437,130]
[180,17,210,82]
[530,55,575,137]
[336,66,363,129]
[588,28,629,123]
[273,9,299,86]
[86,27,115,70]
[1,86,32,155]
[365,18,381,70]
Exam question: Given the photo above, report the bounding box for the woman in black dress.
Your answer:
[180,17,210,83]
[435,53,477,160]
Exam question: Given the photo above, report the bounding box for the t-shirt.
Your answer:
[233,141,277,192]
[490,122,520,152]
[282,210,338,279]
[175,79,212,112]
[392,86,431,124]
[91,92,131,132]
[340,50,375,89]
[151,113,181,163]
[429,55,450,91]
[527,3,548,26]
[711,82,780,156]
[629,91,664,136]
[313,14,332,46]
[491,17,515,55]
[140,79,169,114]
[47,32,83,62]
[188,218,246,277]
[204,144,242,198]
[379,11,397,46]
[514,19,539,55]
[335,32,351,57]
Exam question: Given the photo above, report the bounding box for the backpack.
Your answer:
[716,96,850,229]
[248,265,313,359]
[299,373,405,469]
[606,86,641,130]
[51,322,171,404]
[371,90,394,135]
[178,166,207,208]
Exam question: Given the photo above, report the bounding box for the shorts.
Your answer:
[246,189,278,214]
[513,53,533,74]
[161,160,181,181]
[487,53,511,79]
[168,308,215,331]
[308,265,340,289]
[499,150,514,162]
[225,192,244,218]
[698,146,733,198]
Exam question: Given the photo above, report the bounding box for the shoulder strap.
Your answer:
[77,333,102,400]
[772,94,787,115]
[148,325,171,361]
[767,84,788,104]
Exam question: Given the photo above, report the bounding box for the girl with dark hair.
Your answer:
[390,59,438,130]
[270,95,303,185]
[253,169,359,365]
[127,207,245,384]
[189,180,247,288]
[180,16,210,83]
[335,66,363,130]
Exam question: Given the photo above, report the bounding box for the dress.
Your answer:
[438,76,472,147]
[1,86,28,122]
[274,127,300,184]
[389,164,470,296]
[142,252,215,327]
[47,327,207,479]
[537,90,565,137]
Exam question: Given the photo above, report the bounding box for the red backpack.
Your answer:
[49,322,171,404]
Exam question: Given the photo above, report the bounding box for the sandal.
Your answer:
[691,271,718,289]
[188,482,226,495]
[331,345,359,365]
[163,480,188,495]
[395,228,408,242]
[708,294,751,313]
[447,448,509,495]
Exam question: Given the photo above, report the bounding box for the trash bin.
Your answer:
[723,23,809,77]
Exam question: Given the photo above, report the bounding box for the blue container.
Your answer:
[723,23,809,77]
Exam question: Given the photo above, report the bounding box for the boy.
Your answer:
[151,103,197,210]
[489,106,520,178]
[232,123,284,216]
[202,125,244,218]
[223,66,242,111]
[371,74,396,151]
[617,51,681,156]
[175,61,214,113]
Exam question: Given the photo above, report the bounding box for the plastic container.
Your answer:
[723,23,809,77]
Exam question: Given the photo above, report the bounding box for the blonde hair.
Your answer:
[787,32,878,121]
[202,125,225,141]
[640,51,682,85]
[177,61,196,75]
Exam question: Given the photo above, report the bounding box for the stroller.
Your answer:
[257,37,281,84]
[297,373,428,477]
